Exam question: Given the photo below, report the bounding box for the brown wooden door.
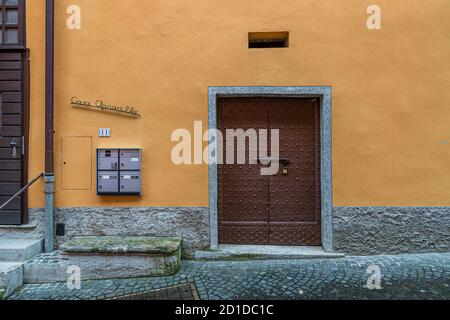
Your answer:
[218,97,321,246]
[218,98,270,244]
[0,51,27,225]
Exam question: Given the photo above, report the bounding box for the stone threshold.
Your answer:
[194,245,345,261]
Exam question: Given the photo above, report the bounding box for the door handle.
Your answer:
[256,158,291,165]
[10,139,18,158]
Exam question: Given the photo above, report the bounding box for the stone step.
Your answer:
[195,245,345,261]
[24,236,182,284]
[0,262,23,299]
[0,238,43,262]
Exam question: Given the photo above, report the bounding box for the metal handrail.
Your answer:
[0,173,44,211]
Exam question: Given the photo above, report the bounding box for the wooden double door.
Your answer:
[218,97,321,246]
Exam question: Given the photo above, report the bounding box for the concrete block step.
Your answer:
[24,236,183,284]
[0,262,24,299]
[0,238,43,262]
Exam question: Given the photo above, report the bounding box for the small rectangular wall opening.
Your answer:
[248,32,289,48]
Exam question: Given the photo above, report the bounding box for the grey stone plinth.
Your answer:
[334,206,450,255]
[24,237,183,284]
[60,236,182,255]
[25,249,181,284]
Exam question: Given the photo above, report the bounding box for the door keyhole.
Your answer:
[280,159,290,175]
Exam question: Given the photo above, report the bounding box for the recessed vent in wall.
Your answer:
[248,32,289,48]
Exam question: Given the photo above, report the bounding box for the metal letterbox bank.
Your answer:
[97,149,142,196]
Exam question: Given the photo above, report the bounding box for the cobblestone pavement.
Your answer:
[9,253,450,300]
[110,284,199,300]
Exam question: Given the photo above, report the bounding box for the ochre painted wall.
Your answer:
[27,0,450,208]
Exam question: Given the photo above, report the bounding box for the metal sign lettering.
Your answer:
[71,96,141,117]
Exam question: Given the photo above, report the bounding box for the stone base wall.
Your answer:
[2,206,449,257]
[0,209,45,239]
[6,207,209,258]
[55,207,209,258]
[333,207,450,255]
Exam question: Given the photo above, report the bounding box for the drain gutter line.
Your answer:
[44,0,55,253]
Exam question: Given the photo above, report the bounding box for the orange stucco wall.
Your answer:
[26,0,450,208]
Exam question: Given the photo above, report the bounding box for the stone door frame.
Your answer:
[208,86,333,252]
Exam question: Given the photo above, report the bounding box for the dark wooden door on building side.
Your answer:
[218,97,321,246]
[0,1,28,225]
[0,51,28,225]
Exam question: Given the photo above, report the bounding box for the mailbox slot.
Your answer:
[97,171,119,194]
[120,171,141,194]
[97,148,142,196]
[120,149,141,170]
[98,149,119,171]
